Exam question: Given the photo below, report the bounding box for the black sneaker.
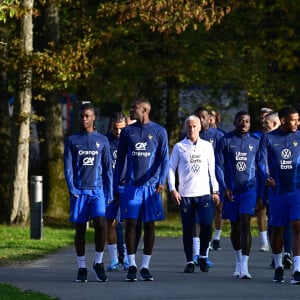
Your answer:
[184,263,195,273]
[126,266,137,282]
[76,268,87,282]
[140,268,154,281]
[93,262,108,282]
[199,257,209,273]
[212,239,221,251]
[273,267,284,283]
[283,253,293,269]
[291,271,300,284]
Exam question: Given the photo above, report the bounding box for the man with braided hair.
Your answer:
[105,112,128,271]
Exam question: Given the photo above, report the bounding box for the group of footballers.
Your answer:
[64,99,300,285]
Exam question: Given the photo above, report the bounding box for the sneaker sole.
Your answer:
[239,274,252,279]
[95,277,108,282]
[126,278,137,282]
[291,279,300,284]
[75,279,87,283]
[140,276,154,281]
[273,278,284,283]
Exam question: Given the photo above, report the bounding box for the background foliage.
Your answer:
[0,0,300,223]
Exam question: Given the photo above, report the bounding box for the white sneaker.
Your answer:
[260,244,269,252]
[233,263,241,277]
[239,271,252,279]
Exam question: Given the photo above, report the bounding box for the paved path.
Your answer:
[0,237,299,300]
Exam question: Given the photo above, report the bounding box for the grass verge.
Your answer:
[0,283,58,300]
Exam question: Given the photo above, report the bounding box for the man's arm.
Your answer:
[63,138,77,196]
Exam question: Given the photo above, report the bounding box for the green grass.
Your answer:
[0,213,259,299]
[0,213,259,266]
[0,225,75,266]
[0,283,58,300]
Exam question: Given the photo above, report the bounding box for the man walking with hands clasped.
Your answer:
[168,115,220,274]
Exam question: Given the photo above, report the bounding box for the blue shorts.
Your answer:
[121,185,165,223]
[269,191,300,226]
[69,189,106,223]
[222,189,256,221]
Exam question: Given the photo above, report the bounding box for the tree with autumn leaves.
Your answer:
[0,0,300,224]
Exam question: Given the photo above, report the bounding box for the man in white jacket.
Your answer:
[168,115,220,273]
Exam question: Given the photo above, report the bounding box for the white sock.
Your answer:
[234,249,242,264]
[273,253,283,268]
[259,231,268,245]
[127,254,136,267]
[193,237,200,257]
[293,256,300,272]
[241,255,249,274]
[123,243,128,261]
[77,255,86,268]
[214,229,222,240]
[95,251,103,264]
[108,244,118,263]
[141,254,151,270]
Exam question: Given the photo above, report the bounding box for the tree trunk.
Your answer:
[9,0,34,224]
[0,27,11,223]
[44,94,69,223]
[43,3,69,224]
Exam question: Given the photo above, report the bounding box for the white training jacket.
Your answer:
[168,137,219,197]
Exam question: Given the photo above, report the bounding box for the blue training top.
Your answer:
[200,127,224,151]
[106,132,119,171]
[215,130,260,194]
[114,121,169,191]
[258,128,300,195]
[64,131,113,201]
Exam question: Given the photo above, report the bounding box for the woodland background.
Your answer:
[0,0,299,225]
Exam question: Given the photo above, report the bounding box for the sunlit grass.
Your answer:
[0,283,58,300]
[0,214,259,266]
